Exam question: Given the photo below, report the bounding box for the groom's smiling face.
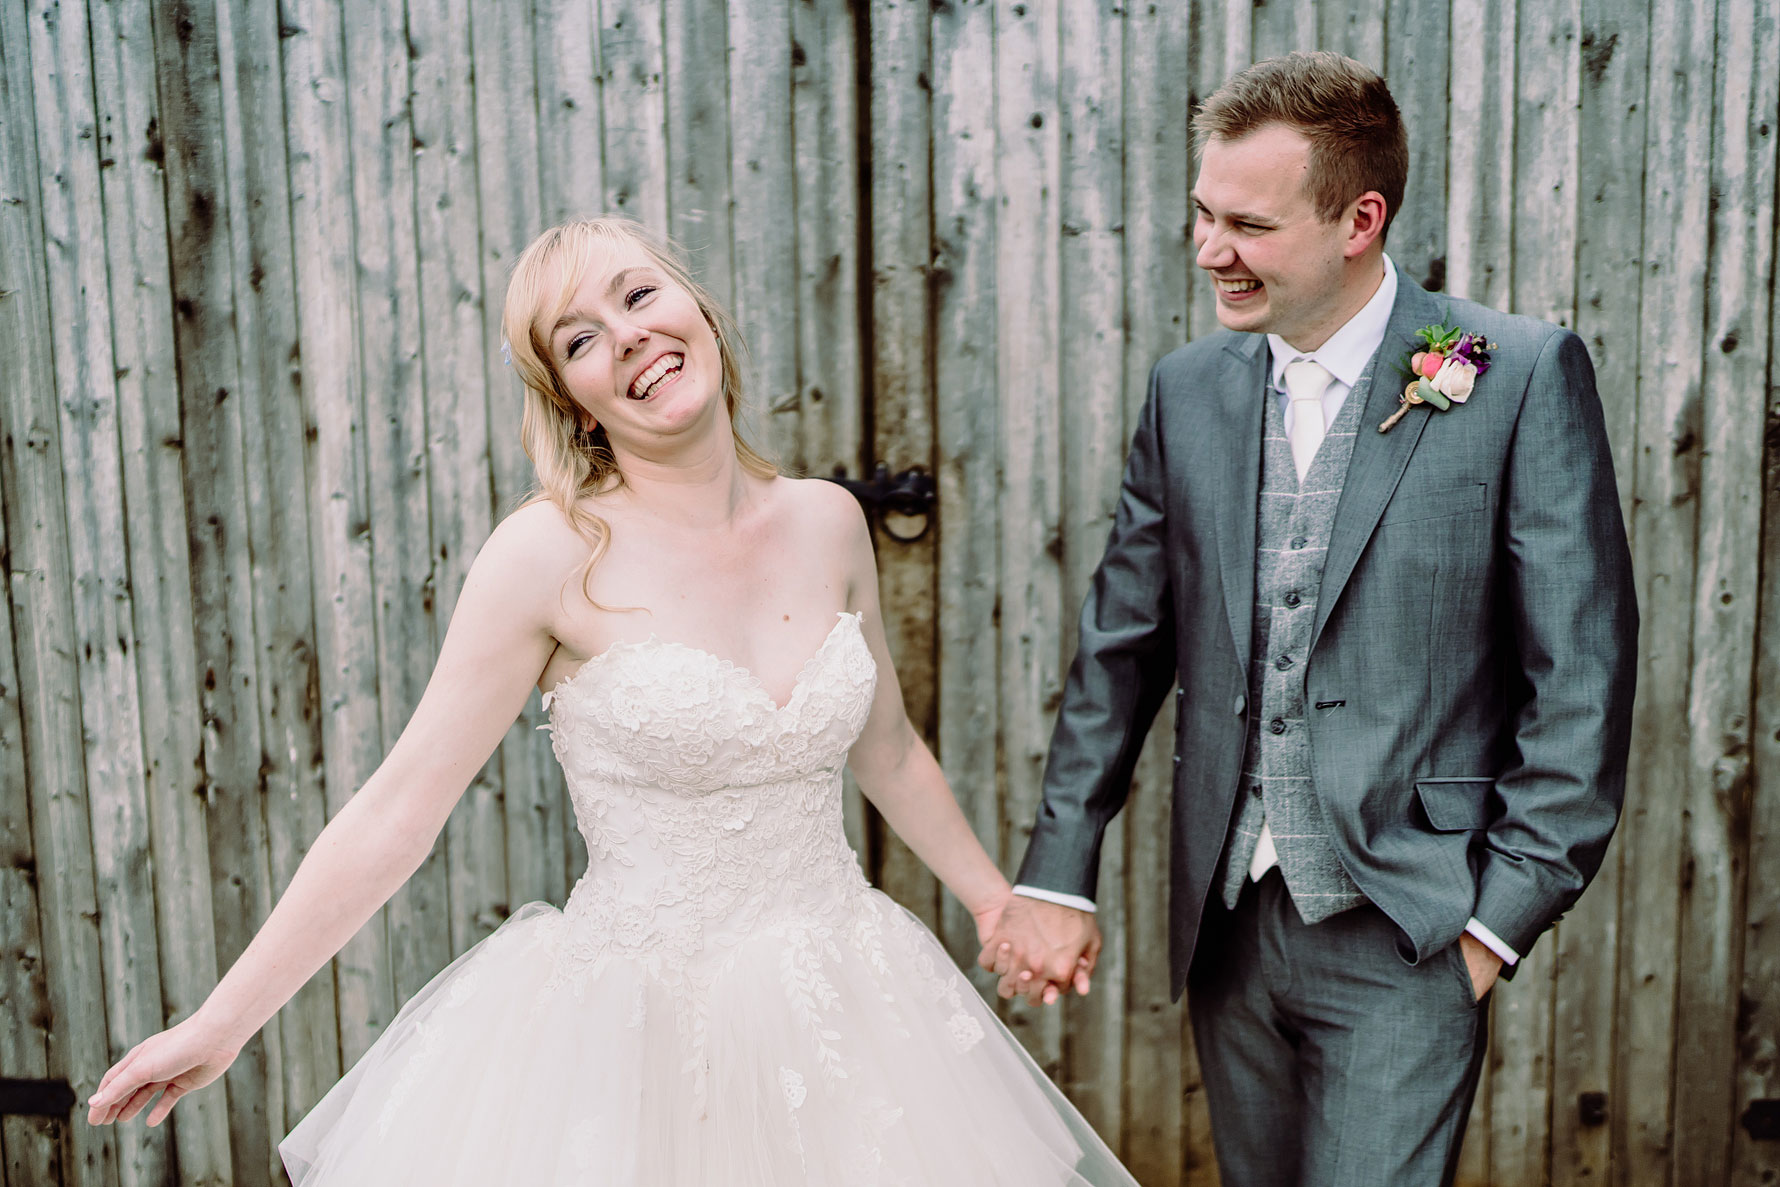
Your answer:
[1193,123,1373,352]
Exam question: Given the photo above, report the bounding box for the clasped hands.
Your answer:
[975,894,1101,1007]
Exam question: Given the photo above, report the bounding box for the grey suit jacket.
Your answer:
[1015,269,1638,999]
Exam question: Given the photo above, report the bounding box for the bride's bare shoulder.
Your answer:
[772,472,869,543]
[478,497,601,589]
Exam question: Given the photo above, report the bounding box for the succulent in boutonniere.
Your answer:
[1378,323,1498,433]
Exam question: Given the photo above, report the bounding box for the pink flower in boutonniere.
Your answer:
[1379,324,1497,433]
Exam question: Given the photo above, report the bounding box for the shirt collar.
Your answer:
[1267,254,1398,393]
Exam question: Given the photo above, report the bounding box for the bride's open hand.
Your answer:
[86,1014,240,1128]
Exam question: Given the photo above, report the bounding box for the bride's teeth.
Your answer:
[630,354,684,400]
[1219,278,1260,293]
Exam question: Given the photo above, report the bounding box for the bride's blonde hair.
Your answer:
[502,217,777,600]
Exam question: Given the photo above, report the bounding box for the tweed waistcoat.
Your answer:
[1217,364,1372,922]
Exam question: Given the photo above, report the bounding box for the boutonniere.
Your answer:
[1378,323,1497,433]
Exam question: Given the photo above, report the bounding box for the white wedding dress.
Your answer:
[280,612,1137,1185]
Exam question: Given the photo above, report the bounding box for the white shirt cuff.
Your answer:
[1464,917,1519,965]
[1012,885,1098,914]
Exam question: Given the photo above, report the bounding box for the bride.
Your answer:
[86,217,1137,1185]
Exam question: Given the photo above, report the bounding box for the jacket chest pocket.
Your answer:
[1378,481,1488,527]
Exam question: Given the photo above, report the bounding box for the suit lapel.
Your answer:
[1212,333,1268,674]
[1311,273,1450,652]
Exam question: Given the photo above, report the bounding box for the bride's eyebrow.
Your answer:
[552,307,593,335]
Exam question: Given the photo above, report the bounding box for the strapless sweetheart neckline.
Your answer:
[543,610,862,714]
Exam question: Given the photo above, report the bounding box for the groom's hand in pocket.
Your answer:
[979,896,1100,1006]
[1458,932,1504,1001]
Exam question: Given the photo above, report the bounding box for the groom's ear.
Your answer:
[1343,191,1390,258]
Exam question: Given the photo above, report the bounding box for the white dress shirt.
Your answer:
[1014,255,1519,967]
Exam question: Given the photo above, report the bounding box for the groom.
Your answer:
[982,52,1637,1185]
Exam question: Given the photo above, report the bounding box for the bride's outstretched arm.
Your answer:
[87,511,569,1127]
[831,491,1012,938]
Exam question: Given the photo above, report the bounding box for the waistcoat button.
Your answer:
[1269,717,1287,735]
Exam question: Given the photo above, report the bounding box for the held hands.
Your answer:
[977,895,1101,1007]
[86,1013,241,1128]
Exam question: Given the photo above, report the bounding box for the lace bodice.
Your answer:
[544,606,876,925]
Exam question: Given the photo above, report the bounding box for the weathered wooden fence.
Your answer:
[1,0,1776,1183]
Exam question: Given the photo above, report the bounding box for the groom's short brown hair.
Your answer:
[1195,52,1408,238]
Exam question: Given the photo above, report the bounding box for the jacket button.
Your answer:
[1172,754,1182,765]
[1176,687,1185,698]
[1269,717,1287,735]
[1233,695,1247,716]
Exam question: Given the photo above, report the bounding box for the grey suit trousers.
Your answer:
[1189,872,1489,1187]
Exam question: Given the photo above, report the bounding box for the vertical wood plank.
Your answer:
[1057,0,1126,1142]
[0,139,106,1181]
[1382,0,1450,293]
[1121,0,1194,1178]
[340,0,453,1011]
[930,0,998,969]
[1444,0,1517,311]
[791,0,868,861]
[0,505,59,1187]
[1675,0,1775,1178]
[727,0,802,465]
[1616,0,1719,1184]
[152,2,278,1179]
[1490,4,1585,1181]
[535,0,604,229]
[866,0,940,931]
[467,0,546,939]
[0,18,66,1182]
[212,0,340,1147]
[1559,5,1652,1184]
[600,0,671,229]
[663,0,732,302]
[994,0,1065,1078]
[1738,63,1780,1182]
[279,0,397,1068]
[25,1,170,1180]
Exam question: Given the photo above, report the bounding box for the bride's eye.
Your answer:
[626,285,656,308]
[565,330,597,359]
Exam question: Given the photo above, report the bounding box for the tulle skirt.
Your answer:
[279,891,1137,1185]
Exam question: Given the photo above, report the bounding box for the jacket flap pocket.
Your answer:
[1415,778,1494,832]
[1380,482,1488,526]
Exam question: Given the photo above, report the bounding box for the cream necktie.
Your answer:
[1283,358,1333,482]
